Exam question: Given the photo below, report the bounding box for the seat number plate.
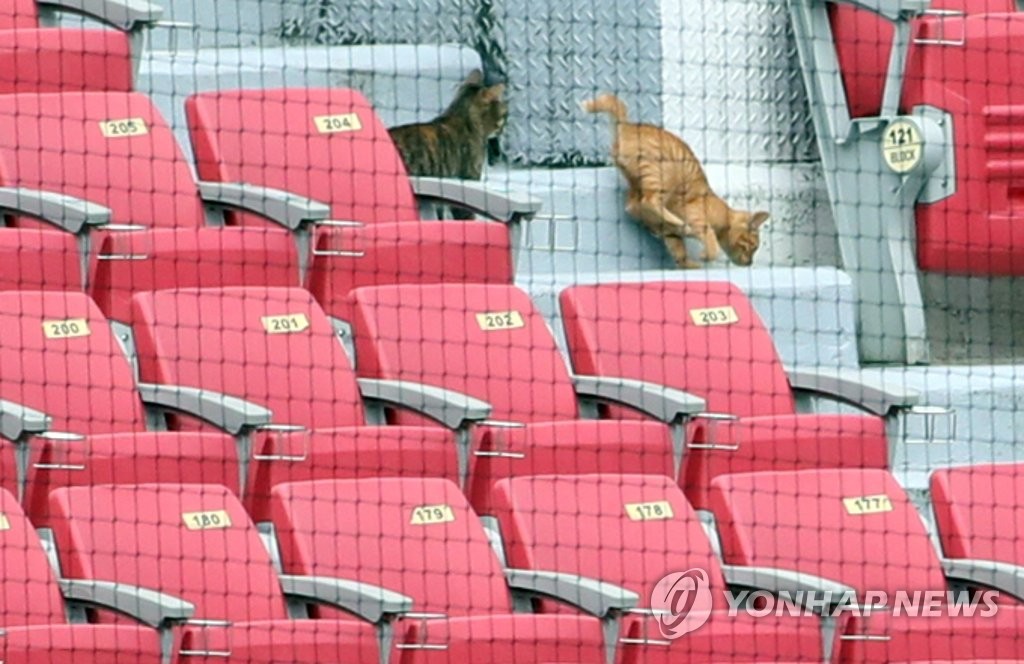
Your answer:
[843,495,893,515]
[476,311,525,331]
[0,513,9,531]
[43,318,91,339]
[689,306,739,326]
[410,504,455,525]
[182,510,232,530]
[100,118,149,138]
[625,501,674,521]
[313,113,362,134]
[261,314,310,334]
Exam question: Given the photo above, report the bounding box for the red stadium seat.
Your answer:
[710,468,1024,662]
[350,283,693,514]
[269,477,622,664]
[0,487,174,664]
[559,281,893,508]
[493,474,825,663]
[0,91,323,295]
[931,463,1024,563]
[0,229,81,291]
[0,0,150,93]
[130,286,463,521]
[830,3,1024,274]
[49,483,390,664]
[185,88,532,321]
[0,290,239,525]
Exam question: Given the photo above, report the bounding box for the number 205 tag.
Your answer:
[410,504,455,525]
[689,306,739,327]
[182,510,232,531]
[843,495,893,515]
[99,118,149,138]
[624,501,674,521]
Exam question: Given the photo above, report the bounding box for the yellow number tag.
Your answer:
[0,513,10,531]
[624,501,675,521]
[843,495,894,515]
[261,314,311,334]
[182,510,232,531]
[100,118,149,138]
[689,306,739,327]
[43,318,91,339]
[313,113,363,134]
[476,311,526,331]
[410,504,456,525]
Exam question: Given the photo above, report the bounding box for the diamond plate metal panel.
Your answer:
[661,0,817,163]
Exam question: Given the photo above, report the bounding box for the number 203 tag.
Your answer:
[689,306,739,327]
[182,510,232,531]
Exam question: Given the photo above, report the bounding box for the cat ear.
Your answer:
[749,211,770,230]
[482,83,506,101]
[464,69,484,86]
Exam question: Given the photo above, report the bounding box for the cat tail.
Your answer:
[580,94,629,124]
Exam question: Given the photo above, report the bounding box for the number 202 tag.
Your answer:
[43,318,91,339]
[476,311,525,331]
[689,306,739,327]
[843,494,893,515]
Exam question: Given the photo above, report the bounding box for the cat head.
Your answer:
[445,69,508,137]
[721,210,769,266]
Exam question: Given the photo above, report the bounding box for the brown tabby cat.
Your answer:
[583,93,769,268]
[389,69,508,181]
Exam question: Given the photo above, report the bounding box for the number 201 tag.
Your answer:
[843,494,893,515]
[261,314,310,334]
[689,306,739,327]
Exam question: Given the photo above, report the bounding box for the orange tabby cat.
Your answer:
[583,93,769,268]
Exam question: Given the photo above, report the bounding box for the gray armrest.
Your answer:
[409,176,542,223]
[505,568,638,618]
[137,383,272,435]
[785,366,919,416]
[59,579,194,628]
[0,400,51,442]
[835,0,928,21]
[357,378,492,430]
[942,559,1024,603]
[38,0,163,31]
[0,187,111,234]
[573,375,706,423]
[279,574,412,624]
[198,182,331,231]
[721,565,856,611]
